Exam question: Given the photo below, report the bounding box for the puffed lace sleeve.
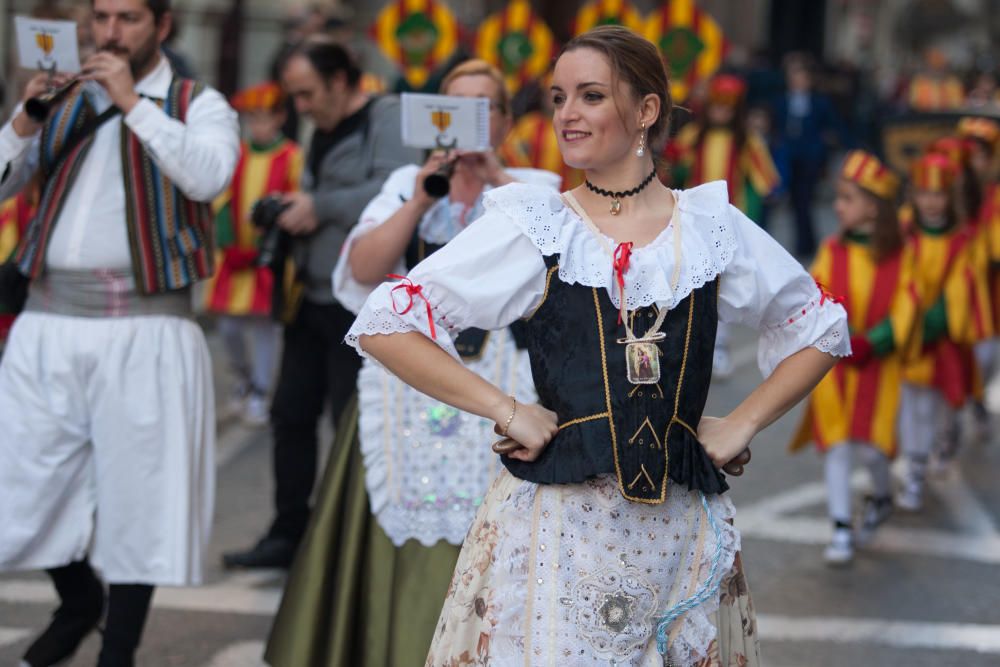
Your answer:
[345,202,549,361]
[718,205,850,377]
[332,164,418,313]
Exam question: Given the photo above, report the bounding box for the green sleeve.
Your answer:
[214,203,235,249]
[866,318,896,357]
[922,297,948,344]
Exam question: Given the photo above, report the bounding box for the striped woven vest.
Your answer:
[15,78,215,294]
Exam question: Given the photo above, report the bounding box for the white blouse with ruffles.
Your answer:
[348,180,851,379]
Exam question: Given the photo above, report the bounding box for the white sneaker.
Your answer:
[824,526,854,566]
[856,495,892,546]
[243,392,270,427]
[225,381,250,418]
[896,480,923,512]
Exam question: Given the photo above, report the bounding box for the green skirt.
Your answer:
[265,395,461,667]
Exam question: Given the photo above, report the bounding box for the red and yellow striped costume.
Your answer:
[792,236,920,457]
[907,74,965,111]
[667,124,779,222]
[501,111,584,190]
[202,138,303,317]
[977,184,1000,331]
[903,223,993,406]
[0,192,37,338]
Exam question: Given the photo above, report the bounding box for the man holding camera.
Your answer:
[0,1,239,665]
[222,38,419,568]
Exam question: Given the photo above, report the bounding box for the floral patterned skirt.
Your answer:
[425,471,760,667]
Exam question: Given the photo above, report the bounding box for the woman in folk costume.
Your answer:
[351,27,848,666]
[202,81,302,424]
[790,151,919,566]
[898,153,994,511]
[264,59,559,667]
[666,73,781,379]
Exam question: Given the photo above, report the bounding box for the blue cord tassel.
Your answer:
[655,491,727,657]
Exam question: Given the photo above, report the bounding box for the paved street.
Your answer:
[1,205,999,667]
[2,322,998,667]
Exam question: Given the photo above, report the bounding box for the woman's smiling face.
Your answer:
[550,47,640,171]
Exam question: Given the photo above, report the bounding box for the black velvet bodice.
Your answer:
[504,254,728,502]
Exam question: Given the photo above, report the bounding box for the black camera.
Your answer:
[250,195,292,270]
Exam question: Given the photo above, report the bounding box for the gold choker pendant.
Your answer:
[585,169,656,217]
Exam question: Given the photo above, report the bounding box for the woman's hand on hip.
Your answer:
[697,415,755,476]
[493,402,558,462]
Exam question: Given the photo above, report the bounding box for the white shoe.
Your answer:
[824,527,854,566]
[896,480,923,512]
[856,495,892,546]
[225,381,250,418]
[243,392,270,427]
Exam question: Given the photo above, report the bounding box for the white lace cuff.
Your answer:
[345,279,462,363]
[758,290,852,378]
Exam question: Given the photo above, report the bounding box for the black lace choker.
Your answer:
[585,169,657,215]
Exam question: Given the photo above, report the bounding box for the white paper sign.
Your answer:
[401,93,490,151]
[15,16,82,73]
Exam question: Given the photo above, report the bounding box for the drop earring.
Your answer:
[636,122,646,157]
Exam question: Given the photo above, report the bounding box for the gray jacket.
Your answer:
[298,95,420,304]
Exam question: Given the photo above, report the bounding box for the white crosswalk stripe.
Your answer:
[0,571,283,617]
[758,614,1000,654]
[202,640,268,667]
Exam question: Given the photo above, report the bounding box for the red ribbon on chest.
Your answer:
[613,241,634,324]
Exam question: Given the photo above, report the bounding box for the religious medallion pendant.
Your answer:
[621,333,665,385]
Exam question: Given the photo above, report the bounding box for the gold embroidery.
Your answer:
[628,464,656,491]
[672,416,698,437]
[558,412,610,430]
[524,264,560,320]
[629,417,662,449]
[662,293,697,494]
[593,288,630,500]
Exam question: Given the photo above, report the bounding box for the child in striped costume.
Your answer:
[202,82,303,424]
[898,153,994,511]
[666,73,781,379]
[791,151,919,565]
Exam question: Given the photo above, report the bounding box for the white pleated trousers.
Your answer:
[0,312,215,586]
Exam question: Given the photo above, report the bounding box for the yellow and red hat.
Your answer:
[706,74,747,106]
[957,116,1000,150]
[231,82,285,113]
[911,152,958,192]
[926,135,971,168]
[840,150,900,201]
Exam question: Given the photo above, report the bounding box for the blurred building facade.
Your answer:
[1,0,997,111]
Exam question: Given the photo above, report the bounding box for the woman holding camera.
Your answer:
[264,59,559,667]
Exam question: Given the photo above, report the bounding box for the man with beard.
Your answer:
[0,1,239,665]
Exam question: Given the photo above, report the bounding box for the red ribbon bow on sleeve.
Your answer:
[613,242,634,324]
[387,274,437,339]
[815,280,844,307]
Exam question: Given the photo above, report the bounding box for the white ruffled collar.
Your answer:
[482,180,738,309]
